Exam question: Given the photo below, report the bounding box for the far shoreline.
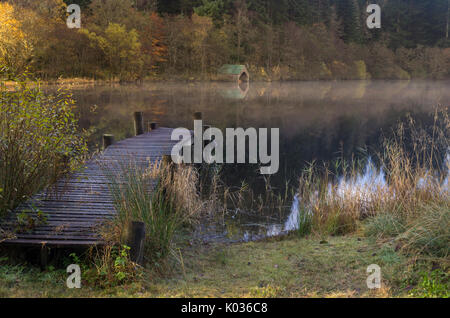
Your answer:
[4,77,450,89]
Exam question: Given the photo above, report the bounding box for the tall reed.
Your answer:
[102,159,204,264]
[296,107,449,247]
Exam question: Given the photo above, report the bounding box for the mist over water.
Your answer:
[53,80,449,242]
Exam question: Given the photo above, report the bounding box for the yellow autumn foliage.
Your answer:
[0,2,33,72]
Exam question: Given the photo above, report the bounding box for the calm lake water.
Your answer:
[60,80,450,242]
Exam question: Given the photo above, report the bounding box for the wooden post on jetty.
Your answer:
[148,122,158,131]
[162,154,174,171]
[134,111,145,136]
[102,134,114,150]
[40,246,49,270]
[128,221,145,265]
[193,111,202,121]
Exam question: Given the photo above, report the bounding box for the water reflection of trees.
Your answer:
[221,108,444,194]
[64,81,448,193]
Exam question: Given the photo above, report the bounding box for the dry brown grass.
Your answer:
[297,107,449,247]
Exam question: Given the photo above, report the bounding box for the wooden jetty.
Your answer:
[1,114,180,248]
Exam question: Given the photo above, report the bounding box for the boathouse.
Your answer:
[217,64,250,83]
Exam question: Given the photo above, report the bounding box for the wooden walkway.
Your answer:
[1,127,177,247]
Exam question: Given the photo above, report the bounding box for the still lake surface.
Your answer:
[62,80,450,242]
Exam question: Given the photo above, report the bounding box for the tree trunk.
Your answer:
[446,0,449,39]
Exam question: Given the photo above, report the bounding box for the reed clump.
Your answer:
[102,159,205,266]
[296,107,449,258]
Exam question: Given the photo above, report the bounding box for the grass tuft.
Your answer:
[102,159,204,266]
[364,213,406,239]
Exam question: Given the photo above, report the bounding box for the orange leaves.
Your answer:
[142,12,168,71]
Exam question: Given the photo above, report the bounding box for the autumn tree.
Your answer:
[0,2,33,73]
[82,23,143,81]
[191,13,214,75]
[8,0,67,21]
[164,15,191,74]
[1,0,449,80]
[140,12,168,76]
[87,0,135,29]
[232,0,250,63]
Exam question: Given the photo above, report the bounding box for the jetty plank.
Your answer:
[1,128,176,247]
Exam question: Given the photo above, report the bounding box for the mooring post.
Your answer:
[134,111,145,136]
[162,154,175,182]
[193,112,203,153]
[148,122,158,131]
[162,154,174,170]
[162,154,172,165]
[40,245,49,270]
[128,221,145,265]
[102,134,114,150]
[193,111,202,121]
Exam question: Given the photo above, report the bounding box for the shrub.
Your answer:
[364,213,406,238]
[409,270,449,298]
[353,60,368,80]
[92,244,140,287]
[0,69,87,218]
